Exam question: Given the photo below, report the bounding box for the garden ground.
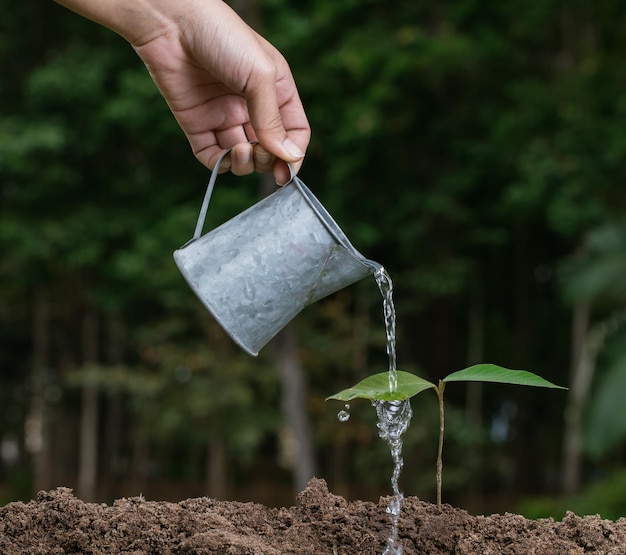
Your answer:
[1,478,625,554]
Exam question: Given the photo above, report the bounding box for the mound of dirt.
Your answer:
[1,478,625,554]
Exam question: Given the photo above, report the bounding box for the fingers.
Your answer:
[230,142,294,178]
[273,160,293,186]
[216,144,289,183]
[246,84,307,172]
[203,142,274,177]
[152,13,311,180]
[204,142,304,184]
[253,144,275,174]
[242,45,309,181]
[230,143,254,176]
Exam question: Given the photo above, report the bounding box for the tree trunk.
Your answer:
[78,305,99,502]
[26,289,52,493]
[254,171,317,493]
[205,437,227,499]
[103,311,124,486]
[511,224,530,369]
[130,425,149,494]
[561,302,591,495]
[562,306,626,494]
[510,224,534,492]
[274,326,317,494]
[466,270,485,426]
[465,271,485,509]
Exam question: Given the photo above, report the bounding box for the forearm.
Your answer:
[54,0,182,45]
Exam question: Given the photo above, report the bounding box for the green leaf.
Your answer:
[326,371,436,402]
[443,364,566,389]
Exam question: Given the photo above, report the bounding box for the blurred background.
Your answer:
[1,0,625,519]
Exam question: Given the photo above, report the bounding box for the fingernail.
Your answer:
[283,138,304,159]
[219,157,232,172]
[234,148,250,165]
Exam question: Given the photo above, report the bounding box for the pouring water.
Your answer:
[374,267,412,555]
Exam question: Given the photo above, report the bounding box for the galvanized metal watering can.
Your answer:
[174,149,382,356]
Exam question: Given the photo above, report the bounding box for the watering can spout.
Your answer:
[174,151,381,356]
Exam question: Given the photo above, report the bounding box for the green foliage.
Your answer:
[444,364,567,389]
[520,468,626,521]
[327,364,564,507]
[327,365,564,402]
[326,371,435,402]
[0,0,624,506]
[583,334,626,458]
[560,221,626,305]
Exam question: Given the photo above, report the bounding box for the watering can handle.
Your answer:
[192,147,296,241]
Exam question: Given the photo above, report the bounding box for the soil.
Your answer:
[1,478,626,554]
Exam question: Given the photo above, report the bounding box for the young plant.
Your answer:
[327,364,566,510]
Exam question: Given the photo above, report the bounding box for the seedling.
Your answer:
[327,364,566,509]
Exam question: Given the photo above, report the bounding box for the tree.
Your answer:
[559,221,626,492]
[1,0,626,508]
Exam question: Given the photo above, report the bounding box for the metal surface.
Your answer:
[174,152,381,356]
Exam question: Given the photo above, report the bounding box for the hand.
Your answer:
[55,0,311,184]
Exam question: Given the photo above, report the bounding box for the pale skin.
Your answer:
[54,0,310,184]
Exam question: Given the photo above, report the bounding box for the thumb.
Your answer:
[245,60,308,163]
[245,78,305,164]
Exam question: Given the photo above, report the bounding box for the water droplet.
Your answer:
[337,410,350,422]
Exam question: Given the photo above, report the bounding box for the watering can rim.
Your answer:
[179,148,382,274]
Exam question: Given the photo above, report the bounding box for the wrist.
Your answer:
[55,0,181,45]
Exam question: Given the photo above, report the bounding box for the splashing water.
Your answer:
[373,267,411,554]
[373,399,412,554]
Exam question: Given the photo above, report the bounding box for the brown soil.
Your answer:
[1,478,626,554]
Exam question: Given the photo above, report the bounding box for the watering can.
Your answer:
[174,149,382,356]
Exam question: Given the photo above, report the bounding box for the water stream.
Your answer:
[375,267,398,394]
[373,399,412,554]
[335,266,411,553]
[374,267,412,555]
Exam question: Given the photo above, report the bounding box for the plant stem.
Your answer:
[436,380,446,511]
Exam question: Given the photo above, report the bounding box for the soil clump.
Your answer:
[1,478,625,554]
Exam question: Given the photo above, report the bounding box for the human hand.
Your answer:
[55,0,311,184]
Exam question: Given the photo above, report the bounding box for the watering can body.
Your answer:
[174,152,381,356]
